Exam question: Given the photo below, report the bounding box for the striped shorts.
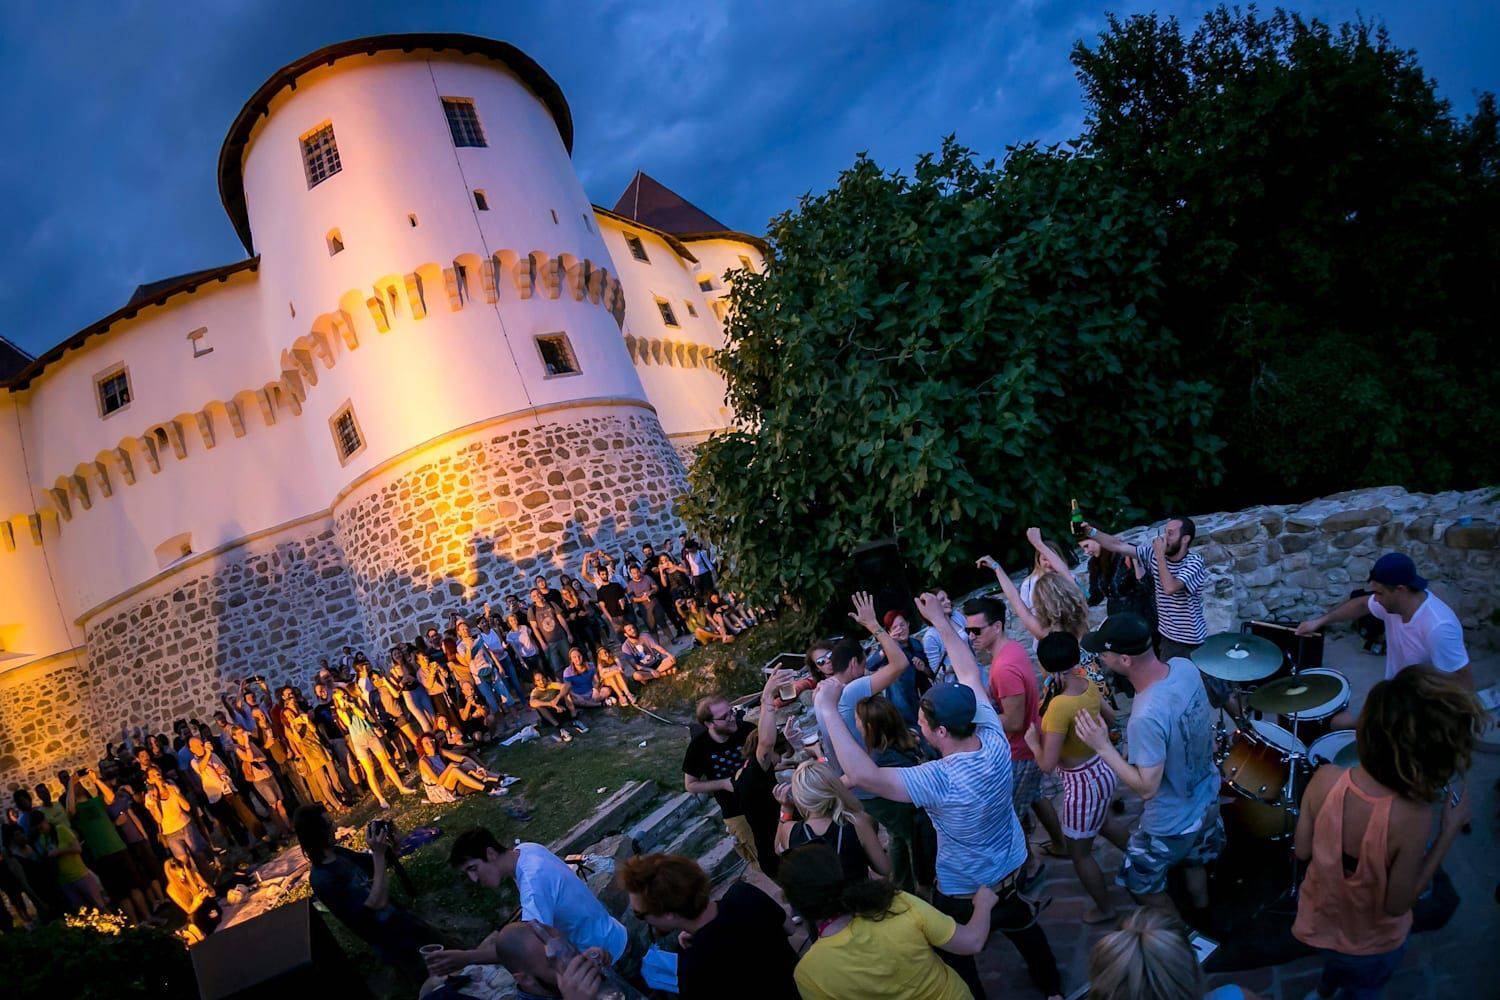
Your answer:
[1059,754,1117,839]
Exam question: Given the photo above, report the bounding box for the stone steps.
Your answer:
[626,792,702,853]
[550,779,658,856]
[697,832,746,883]
[661,811,722,860]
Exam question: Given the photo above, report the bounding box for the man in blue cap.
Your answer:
[1297,552,1470,726]
[813,592,1063,1000]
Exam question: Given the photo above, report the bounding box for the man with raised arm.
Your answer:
[813,592,1063,1000]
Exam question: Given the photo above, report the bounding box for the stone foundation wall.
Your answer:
[0,524,372,792]
[333,406,689,645]
[1111,486,1499,637]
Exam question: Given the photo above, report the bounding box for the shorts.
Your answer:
[1120,803,1225,896]
[162,825,204,859]
[93,849,145,899]
[347,726,379,756]
[60,872,106,909]
[1059,755,1117,839]
[1011,758,1055,814]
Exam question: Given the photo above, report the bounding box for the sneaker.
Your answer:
[560,729,574,743]
[500,775,521,788]
[486,786,509,798]
[573,720,590,734]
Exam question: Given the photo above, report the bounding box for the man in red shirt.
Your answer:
[964,596,1064,886]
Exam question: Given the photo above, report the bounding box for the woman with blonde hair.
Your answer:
[1293,666,1482,999]
[1088,907,1257,999]
[595,647,638,706]
[776,759,890,882]
[163,856,220,944]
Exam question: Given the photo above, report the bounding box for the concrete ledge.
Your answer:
[549,780,658,856]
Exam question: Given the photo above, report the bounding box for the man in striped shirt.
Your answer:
[1082,516,1211,670]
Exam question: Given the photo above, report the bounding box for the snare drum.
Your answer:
[1221,719,1307,803]
[1308,729,1360,769]
[1278,668,1350,742]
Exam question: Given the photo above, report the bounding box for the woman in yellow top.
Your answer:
[1024,631,1128,923]
[779,842,997,1000]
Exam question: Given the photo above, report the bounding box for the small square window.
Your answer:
[407,213,419,228]
[442,98,487,148]
[301,123,342,189]
[625,234,650,263]
[685,302,697,317]
[187,327,212,358]
[96,366,132,418]
[656,299,679,327]
[737,255,754,272]
[473,189,489,211]
[329,401,366,465]
[535,333,580,377]
[326,228,344,255]
[697,276,714,292]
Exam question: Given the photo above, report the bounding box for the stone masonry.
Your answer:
[1109,485,1499,637]
[331,406,689,647]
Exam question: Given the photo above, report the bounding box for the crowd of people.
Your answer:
[0,535,760,944]
[3,513,1485,1000]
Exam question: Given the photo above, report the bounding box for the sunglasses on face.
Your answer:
[710,710,736,723]
[813,652,833,667]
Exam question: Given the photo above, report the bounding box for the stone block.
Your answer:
[1319,507,1391,532]
[1404,514,1437,542]
[1209,519,1260,545]
[1279,533,1315,554]
[1443,522,1499,550]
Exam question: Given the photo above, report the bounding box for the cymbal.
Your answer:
[1191,633,1284,681]
[1249,673,1345,714]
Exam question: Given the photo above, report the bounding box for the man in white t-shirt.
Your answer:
[1298,552,1471,726]
[429,829,631,976]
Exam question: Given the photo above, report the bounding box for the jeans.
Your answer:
[865,796,936,893]
[543,640,571,678]
[932,883,1061,999]
[1316,941,1408,999]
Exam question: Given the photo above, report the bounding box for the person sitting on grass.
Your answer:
[562,648,606,709]
[429,829,632,978]
[529,671,588,742]
[455,680,502,743]
[618,623,677,680]
[683,595,736,645]
[779,842,999,1000]
[594,648,639,707]
[416,734,506,799]
[163,856,220,944]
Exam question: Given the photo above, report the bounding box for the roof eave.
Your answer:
[590,206,700,263]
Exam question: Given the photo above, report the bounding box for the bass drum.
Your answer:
[1222,789,1298,841]
[1221,719,1307,803]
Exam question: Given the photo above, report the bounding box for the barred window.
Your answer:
[301,123,342,188]
[656,299,679,327]
[329,402,366,464]
[625,234,650,263]
[443,98,487,147]
[97,368,132,417]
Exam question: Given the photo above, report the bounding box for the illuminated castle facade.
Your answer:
[0,34,765,788]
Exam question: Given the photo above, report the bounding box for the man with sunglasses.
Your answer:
[813,592,1064,1000]
[682,695,759,866]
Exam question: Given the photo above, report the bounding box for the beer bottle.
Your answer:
[1070,498,1085,540]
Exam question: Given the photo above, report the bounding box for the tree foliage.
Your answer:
[681,141,1219,612]
[1072,6,1500,502]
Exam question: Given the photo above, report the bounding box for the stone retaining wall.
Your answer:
[1111,485,1499,637]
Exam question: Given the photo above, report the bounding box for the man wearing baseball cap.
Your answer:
[813,592,1064,1000]
[1071,613,1222,917]
[1298,552,1470,686]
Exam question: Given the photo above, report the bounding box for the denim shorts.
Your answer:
[1121,803,1224,896]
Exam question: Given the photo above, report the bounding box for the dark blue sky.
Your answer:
[3,1,1496,357]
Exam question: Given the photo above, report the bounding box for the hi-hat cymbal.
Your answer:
[1191,633,1284,681]
[1249,673,1345,714]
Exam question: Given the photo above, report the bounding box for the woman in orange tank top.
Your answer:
[1292,667,1483,999]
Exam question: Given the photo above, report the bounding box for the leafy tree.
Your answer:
[1072,6,1500,503]
[681,141,1220,612]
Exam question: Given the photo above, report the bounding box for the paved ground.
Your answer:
[970,632,1500,999]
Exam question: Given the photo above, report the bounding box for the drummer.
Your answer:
[1297,552,1471,728]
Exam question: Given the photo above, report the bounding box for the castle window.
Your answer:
[655,298,679,328]
[685,302,698,318]
[737,255,754,272]
[95,365,132,418]
[550,209,559,224]
[300,123,342,189]
[154,533,193,570]
[442,98,487,148]
[473,189,489,211]
[455,262,470,305]
[625,234,650,263]
[535,333,580,377]
[326,228,344,255]
[581,214,593,233]
[187,327,212,358]
[329,401,366,466]
[407,213,419,228]
[697,276,714,292]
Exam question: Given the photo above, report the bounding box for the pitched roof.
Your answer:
[612,172,730,235]
[0,334,33,383]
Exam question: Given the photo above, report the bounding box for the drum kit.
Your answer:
[1192,627,1357,898]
